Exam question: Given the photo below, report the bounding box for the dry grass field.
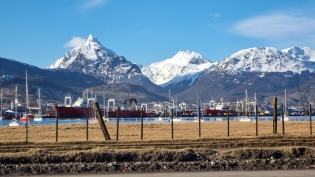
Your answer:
[0,121,314,143]
[1,121,315,176]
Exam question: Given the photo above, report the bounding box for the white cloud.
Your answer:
[231,13,315,40]
[82,0,107,9]
[209,14,221,18]
[63,37,85,48]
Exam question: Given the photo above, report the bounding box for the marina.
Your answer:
[0,116,312,127]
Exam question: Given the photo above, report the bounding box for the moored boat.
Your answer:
[53,93,94,118]
[34,115,43,121]
[204,99,236,116]
[9,118,19,126]
[239,116,251,122]
[53,105,87,118]
[20,114,31,121]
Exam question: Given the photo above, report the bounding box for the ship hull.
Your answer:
[53,106,87,118]
[54,106,144,118]
[204,108,237,116]
[107,110,144,118]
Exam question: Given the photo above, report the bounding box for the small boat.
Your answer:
[168,117,182,122]
[192,117,204,122]
[9,118,19,126]
[282,88,290,122]
[89,118,98,123]
[34,116,43,121]
[282,115,290,122]
[239,116,252,122]
[20,114,31,121]
[239,90,252,122]
[34,88,43,122]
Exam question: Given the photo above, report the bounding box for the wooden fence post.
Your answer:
[309,104,313,135]
[227,106,230,137]
[282,104,285,135]
[56,110,59,142]
[93,102,110,140]
[256,104,258,136]
[116,107,120,141]
[198,106,201,137]
[141,108,144,140]
[86,108,89,141]
[171,108,174,139]
[273,97,277,134]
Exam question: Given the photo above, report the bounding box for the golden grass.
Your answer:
[0,121,314,143]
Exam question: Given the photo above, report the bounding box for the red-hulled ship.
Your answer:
[53,94,94,118]
[203,100,236,116]
[105,99,144,118]
[53,105,87,118]
[53,95,144,118]
[106,109,144,118]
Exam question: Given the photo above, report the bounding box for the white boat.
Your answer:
[192,116,204,122]
[34,116,43,121]
[9,118,19,126]
[240,90,252,122]
[89,118,98,123]
[169,117,182,122]
[34,88,43,121]
[155,117,163,121]
[282,88,290,122]
[282,115,290,122]
[239,116,252,122]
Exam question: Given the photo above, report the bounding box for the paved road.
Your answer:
[31,170,315,177]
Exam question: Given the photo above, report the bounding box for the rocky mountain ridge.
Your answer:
[176,46,315,107]
[209,47,314,75]
[48,34,165,94]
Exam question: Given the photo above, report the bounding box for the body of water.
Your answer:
[0,116,313,127]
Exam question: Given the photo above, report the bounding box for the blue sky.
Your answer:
[1,0,315,68]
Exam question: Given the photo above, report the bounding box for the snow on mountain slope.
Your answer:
[141,51,216,86]
[282,47,315,70]
[211,47,313,75]
[49,34,117,69]
[47,34,145,84]
[282,47,315,61]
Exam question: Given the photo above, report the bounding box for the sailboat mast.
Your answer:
[26,70,29,115]
[254,92,257,117]
[168,89,171,110]
[285,88,287,115]
[1,88,2,118]
[15,86,17,118]
[38,88,41,116]
[103,92,106,118]
[245,90,248,117]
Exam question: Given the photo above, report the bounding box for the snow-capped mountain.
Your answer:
[141,50,216,87]
[282,47,315,70]
[282,47,315,61]
[48,34,141,82]
[176,46,315,103]
[48,34,165,93]
[211,47,313,75]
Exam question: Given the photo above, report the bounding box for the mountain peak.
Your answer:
[212,47,309,75]
[165,50,210,66]
[282,46,315,62]
[141,51,215,86]
[85,34,99,43]
[48,34,117,69]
